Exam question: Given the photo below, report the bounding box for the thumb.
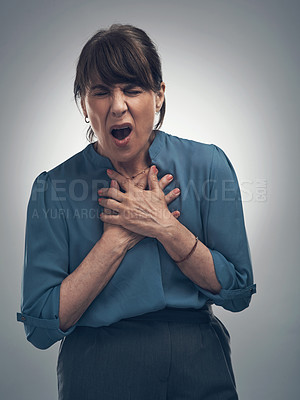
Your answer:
[110,179,120,190]
[148,165,159,191]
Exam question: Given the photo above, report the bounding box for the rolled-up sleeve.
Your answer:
[195,145,256,312]
[17,172,75,349]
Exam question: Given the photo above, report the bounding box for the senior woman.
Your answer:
[17,24,256,399]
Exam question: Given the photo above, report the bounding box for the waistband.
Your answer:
[122,304,213,324]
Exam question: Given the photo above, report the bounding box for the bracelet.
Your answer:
[173,236,199,263]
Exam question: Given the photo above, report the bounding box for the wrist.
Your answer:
[100,230,130,254]
[155,214,180,242]
[101,229,143,252]
[125,232,144,251]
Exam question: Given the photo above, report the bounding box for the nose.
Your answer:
[110,90,127,118]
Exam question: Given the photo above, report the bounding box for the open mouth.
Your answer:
[111,126,132,140]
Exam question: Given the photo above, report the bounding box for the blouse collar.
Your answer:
[83,130,164,170]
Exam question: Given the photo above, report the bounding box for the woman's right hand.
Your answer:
[101,173,180,250]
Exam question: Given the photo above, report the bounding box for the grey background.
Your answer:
[1,0,299,399]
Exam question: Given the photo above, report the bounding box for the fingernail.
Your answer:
[174,188,180,194]
[98,189,103,194]
[167,174,173,181]
[107,169,113,175]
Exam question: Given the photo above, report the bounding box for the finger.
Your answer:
[111,179,121,191]
[171,210,181,218]
[107,169,133,192]
[158,173,174,191]
[111,181,121,210]
[103,207,118,215]
[165,188,181,205]
[105,184,119,215]
[98,179,124,200]
[100,212,121,225]
[98,186,124,202]
[98,197,122,213]
[148,165,160,192]
[103,180,115,215]
[110,179,122,205]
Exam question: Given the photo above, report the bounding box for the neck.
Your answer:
[95,130,156,178]
[112,152,151,178]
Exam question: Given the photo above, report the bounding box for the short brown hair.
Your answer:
[74,24,166,142]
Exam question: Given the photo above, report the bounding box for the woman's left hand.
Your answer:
[98,165,180,238]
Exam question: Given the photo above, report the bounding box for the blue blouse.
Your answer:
[17,131,256,349]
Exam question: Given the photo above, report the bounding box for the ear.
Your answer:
[81,97,87,118]
[155,82,166,112]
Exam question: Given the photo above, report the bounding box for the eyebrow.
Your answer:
[90,83,142,91]
[90,84,109,91]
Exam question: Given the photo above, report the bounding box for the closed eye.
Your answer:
[94,92,109,97]
[89,84,144,97]
[124,90,142,95]
[90,84,110,97]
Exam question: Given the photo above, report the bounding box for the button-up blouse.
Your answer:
[17,130,256,349]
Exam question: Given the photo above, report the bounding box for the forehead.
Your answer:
[85,64,148,90]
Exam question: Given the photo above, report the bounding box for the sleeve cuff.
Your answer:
[17,312,60,328]
[193,283,256,311]
[17,312,76,348]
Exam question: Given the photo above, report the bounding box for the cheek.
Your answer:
[88,113,100,132]
[136,99,156,123]
[87,105,105,130]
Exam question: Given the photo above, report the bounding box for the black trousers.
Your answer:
[57,307,238,400]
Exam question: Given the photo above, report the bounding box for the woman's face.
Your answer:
[81,80,165,164]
